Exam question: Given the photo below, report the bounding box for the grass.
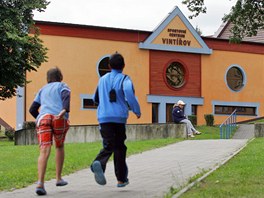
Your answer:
[0,125,219,191]
[248,119,264,124]
[1,120,261,196]
[164,171,208,198]
[179,138,264,198]
[194,125,221,139]
[165,123,264,198]
[0,138,182,191]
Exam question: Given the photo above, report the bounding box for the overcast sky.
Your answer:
[33,0,237,36]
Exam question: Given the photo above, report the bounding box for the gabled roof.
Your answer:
[214,22,264,43]
[139,6,212,54]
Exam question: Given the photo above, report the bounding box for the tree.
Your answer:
[0,0,49,100]
[182,0,264,43]
[195,25,202,35]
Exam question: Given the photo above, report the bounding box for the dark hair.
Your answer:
[109,53,125,70]
[47,67,63,83]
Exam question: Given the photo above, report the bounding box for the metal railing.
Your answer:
[219,109,237,139]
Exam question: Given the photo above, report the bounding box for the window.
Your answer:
[98,56,111,77]
[166,103,174,123]
[83,99,97,109]
[191,105,197,115]
[226,66,245,91]
[215,105,256,116]
[152,103,159,123]
[165,62,185,89]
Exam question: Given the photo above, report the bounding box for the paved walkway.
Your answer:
[0,138,249,198]
[232,124,255,139]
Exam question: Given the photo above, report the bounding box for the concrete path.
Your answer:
[0,139,248,198]
[232,124,255,139]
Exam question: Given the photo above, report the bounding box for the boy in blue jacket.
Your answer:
[91,53,141,187]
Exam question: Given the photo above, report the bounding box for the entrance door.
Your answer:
[166,104,174,123]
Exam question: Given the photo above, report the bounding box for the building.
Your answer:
[214,21,264,43]
[0,6,263,130]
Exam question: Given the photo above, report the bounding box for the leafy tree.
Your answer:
[195,25,202,35]
[0,0,49,100]
[182,0,264,42]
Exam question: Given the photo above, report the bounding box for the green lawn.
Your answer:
[0,125,219,191]
[248,119,264,124]
[0,138,182,191]
[3,124,259,197]
[195,125,221,139]
[179,138,264,198]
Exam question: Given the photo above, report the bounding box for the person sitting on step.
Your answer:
[172,100,201,138]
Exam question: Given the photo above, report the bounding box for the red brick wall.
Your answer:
[150,50,201,97]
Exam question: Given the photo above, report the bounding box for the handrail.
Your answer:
[219,109,237,139]
[0,117,13,129]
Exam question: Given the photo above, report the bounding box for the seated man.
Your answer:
[172,100,201,138]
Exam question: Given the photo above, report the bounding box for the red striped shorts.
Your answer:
[37,114,70,148]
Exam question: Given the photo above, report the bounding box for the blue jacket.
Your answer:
[172,106,186,123]
[93,69,141,124]
[30,82,71,121]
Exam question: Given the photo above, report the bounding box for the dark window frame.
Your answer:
[152,103,159,123]
[214,105,256,116]
[83,98,97,109]
[98,56,111,77]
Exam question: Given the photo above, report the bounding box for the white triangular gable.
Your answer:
[139,6,212,54]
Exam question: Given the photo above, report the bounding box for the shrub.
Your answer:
[188,115,197,126]
[5,128,15,141]
[22,121,36,129]
[204,114,214,126]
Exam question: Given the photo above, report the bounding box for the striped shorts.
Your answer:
[37,114,70,148]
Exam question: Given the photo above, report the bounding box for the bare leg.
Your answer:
[56,145,64,182]
[37,146,51,186]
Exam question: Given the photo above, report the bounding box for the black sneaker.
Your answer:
[35,187,47,196]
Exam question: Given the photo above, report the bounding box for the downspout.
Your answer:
[16,86,25,130]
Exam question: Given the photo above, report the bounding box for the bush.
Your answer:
[204,114,214,126]
[5,128,15,141]
[188,115,197,126]
[22,121,36,129]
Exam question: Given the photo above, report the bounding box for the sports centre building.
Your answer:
[0,7,264,130]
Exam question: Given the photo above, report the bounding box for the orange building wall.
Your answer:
[199,50,264,125]
[25,35,151,125]
[0,98,16,128]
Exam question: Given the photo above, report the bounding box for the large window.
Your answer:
[226,65,246,92]
[164,61,186,89]
[98,56,111,77]
[215,105,256,116]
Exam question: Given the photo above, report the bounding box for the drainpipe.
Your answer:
[16,86,25,130]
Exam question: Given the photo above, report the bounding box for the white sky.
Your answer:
[33,0,237,36]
